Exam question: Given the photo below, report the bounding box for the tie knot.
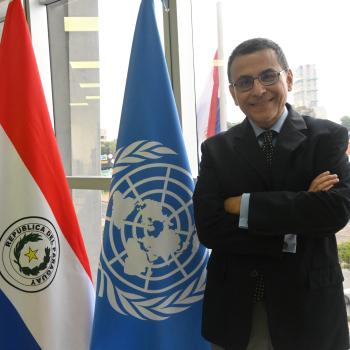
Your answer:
[260,130,276,144]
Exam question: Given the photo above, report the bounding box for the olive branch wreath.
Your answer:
[100,140,207,320]
[113,140,176,173]
[13,233,50,276]
[99,262,207,321]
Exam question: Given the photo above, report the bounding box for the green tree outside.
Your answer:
[338,241,350,269]
[340,116,350,131]
[101,140,117,156]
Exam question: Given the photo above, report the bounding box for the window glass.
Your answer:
[191,0,350,128]
[45,0,163,283]
[46,0,101,283]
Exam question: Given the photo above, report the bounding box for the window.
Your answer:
[187,0,350,142]
[28,0,164,283]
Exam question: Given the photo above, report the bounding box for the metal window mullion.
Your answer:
[162,0,182,125]
[66,176,111,191]
[39,0,62,5]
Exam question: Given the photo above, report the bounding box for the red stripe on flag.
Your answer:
[207,50,219,137]
[0,0,92,280]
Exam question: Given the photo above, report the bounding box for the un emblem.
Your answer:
[97,140,207,320]
[0,216,60,293]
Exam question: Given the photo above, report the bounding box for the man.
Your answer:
[193,38,350,350]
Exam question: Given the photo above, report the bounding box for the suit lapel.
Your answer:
[272,106,307,187]
[225,105,308,189]
[227,119,272,186]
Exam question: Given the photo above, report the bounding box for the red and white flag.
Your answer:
[196,50,221,153]
[0,1,94,349]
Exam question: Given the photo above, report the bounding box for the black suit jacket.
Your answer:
[193,104,350,350]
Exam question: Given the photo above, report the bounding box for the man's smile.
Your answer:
[249,97,274,107]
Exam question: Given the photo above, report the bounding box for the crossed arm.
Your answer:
[193,125,350,252]
[224,171,340,215]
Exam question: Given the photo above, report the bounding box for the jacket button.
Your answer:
[250,270,258,278]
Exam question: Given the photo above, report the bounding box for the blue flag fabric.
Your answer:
[90,0,210,349]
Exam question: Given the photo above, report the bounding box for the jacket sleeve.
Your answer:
[249,125,350,237]
[193,141,284,256]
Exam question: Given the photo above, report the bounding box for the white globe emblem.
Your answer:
[98,141,207,320]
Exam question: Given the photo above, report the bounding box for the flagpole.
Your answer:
[216,1,227,132]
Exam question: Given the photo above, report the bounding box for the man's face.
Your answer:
[229,48,293,129]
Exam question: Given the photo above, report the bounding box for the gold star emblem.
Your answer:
[24,247,39,263]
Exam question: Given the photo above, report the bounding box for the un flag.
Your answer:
[90,1,210,349]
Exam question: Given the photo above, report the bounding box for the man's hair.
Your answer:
[227,38,289,83]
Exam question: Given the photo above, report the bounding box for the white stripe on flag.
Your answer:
[0,126,95,350]
[196,71,213,149]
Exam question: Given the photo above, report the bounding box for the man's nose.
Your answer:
[251,78,266,95]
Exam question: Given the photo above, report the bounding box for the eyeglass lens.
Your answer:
[234,70,281,91]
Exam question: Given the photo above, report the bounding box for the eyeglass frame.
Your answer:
[230,69,287,92]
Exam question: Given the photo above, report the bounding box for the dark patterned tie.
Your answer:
[252,130,276,302]
[260,130,275,167]
[253,274,265,302]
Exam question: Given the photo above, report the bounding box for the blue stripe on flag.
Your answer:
[0,290,40,350]
[215,97,221,135]
[91,0,209,349]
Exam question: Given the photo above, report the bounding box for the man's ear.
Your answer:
[229,84,239,106]
[286,69,293,92]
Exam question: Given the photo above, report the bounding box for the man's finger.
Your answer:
[318,175,338,185]
[322,185,335,191]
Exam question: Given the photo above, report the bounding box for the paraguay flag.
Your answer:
[196,50,221,152]
[91,0,209,349]
[0,1,94,349]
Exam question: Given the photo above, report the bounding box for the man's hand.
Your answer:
[224,196,241,215]
[308,171,339,192]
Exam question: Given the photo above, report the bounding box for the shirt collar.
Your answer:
[248,106,288,138]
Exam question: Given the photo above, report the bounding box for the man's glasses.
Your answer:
[231,69,286,92]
